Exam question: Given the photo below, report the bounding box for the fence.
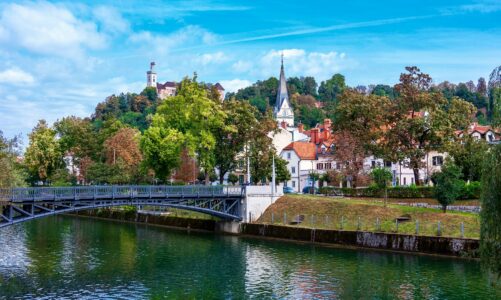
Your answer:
[255,211,479,239]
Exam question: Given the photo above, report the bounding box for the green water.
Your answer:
[0,216,498,299]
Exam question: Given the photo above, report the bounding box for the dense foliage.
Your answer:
[431,162,463,212]
[480,144,501,278]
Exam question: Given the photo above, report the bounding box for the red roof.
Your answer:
[157,81,177,90]
[283,142,317,160]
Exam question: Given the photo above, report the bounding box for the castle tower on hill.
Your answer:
[274,55,294,127]
[146,62,157,88]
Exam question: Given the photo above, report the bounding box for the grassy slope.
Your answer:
[256,195,480,239]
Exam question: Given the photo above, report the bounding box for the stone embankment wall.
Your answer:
[73,210,216,231]
[71,210,479,258]
[241,224,479,258]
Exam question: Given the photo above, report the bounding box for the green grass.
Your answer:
[256,195,480,239]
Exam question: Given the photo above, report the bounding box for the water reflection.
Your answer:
[0,216,498,299]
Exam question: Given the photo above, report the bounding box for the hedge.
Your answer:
[320,182,480,199]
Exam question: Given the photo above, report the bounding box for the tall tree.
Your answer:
[141,76,227,182]
[54,116,99,161]
[447,135,489,181]
[24,120,62,183]
[0,131,26,187]
[477,77,488,97]
[480,144,501,278]
[431,161,463,212]
[104,127,142,167]
[214,100,260,184]
[383,67,475,185]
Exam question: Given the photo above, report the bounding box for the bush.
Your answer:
[320,186,435,198]
[459,181,481,199]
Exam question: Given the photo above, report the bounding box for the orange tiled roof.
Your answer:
[283,142,317,160]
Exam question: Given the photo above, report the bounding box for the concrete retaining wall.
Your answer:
[73,210,216,231]
[241,223,479,258]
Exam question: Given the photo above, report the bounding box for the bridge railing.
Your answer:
[0,185,244,202]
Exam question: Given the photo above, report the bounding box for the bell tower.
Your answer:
[274,54,294,127]
[146,62,157,88]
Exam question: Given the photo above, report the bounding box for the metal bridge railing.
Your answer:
[0,185,244,203]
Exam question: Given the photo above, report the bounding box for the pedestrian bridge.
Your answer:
[0,185,245,228]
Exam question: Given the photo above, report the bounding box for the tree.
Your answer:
[308,172,320,194]
[54,116,99,162]
[383,67,475,185]
[371,84,396,99]
[370,167,393,207]
[447,135,489,181]
[491,87,501,128]
[228,173,239,185]
[480,144,501,278]
[330,131,369,188]
[266,155,291,185]
[318,74,346,102]
[104,127,142,167]
[173,148,198,183]
[0,131,26,187]
[141,76,227,182]
[477,77,487,97]
[24,120,62,183]
[214,100,260,184]
[431,162,463,212]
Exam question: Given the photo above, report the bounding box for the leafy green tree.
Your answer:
[308,172,320,194]
[54,116,99,161]
[371,84,396,99]
[214,100,260,184]
[24,120,62,184]
[431,162,463,212]
[141,76,227,182]
[370,167,393,207]
[318,74,346,102]
[266,155,291,184]
[228,173,239,185]
[491,87,501,127]
[0,131,26,187]
[209,171,218,184]
[296,106,325,128]
[480,144,501,278]
[85,161,125,184]
[447,135,489,181]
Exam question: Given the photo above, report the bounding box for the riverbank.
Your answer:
[71,208,479,258]
[257,195,480,238]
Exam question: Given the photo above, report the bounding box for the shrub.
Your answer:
[459,181,481,199]
[432,162,463,212]
[320,185,435,198]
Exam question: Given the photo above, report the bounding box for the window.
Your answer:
[403,177,407,185]
[292,181,296,188]
[384,161,392,168]
[432,156,444,166]
[336,162,341,170]
[371,161,376,168]
[291,167,296,174]
[316,163,323,170]
[287,152,291,159]
[325,163,332,170]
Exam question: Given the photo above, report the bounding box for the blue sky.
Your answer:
[0,0,500,143]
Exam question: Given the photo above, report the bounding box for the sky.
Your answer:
[0,0,500,143]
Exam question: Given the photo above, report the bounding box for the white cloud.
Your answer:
[0,68,35,85]
[234,49,355,81]
[0,2,107,58]
[93,6,130,34]
[129,25,217,55]
[219,79,252,93]
[197,52,229,65]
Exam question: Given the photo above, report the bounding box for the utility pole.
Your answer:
[271,155,276,195]
[246,144,251,185]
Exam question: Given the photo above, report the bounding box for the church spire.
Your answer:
[274,53,294,127]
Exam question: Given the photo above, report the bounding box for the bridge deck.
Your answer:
[0,185,245,227]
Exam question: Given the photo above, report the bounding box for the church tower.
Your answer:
[146,62,157,88]
[274,55,294,127]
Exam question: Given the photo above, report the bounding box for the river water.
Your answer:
[0,216,498,299]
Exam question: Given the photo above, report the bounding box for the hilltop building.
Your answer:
[146,62,225,101]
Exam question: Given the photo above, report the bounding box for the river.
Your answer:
[0,216,498,299]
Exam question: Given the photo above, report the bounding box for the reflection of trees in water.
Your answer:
[0,216,498,299]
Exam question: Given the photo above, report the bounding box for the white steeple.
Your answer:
[274,54,294,127]
[146,62,157,88]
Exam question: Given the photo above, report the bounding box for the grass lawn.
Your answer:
[256,195,480,239]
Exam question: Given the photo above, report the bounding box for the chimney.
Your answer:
[280,120,287,129]
[298,122,304,133]
[311,128,319,145]
[323,119,332,140]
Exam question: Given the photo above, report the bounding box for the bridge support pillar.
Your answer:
[242,185,283,223]
[215,221,242,234]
